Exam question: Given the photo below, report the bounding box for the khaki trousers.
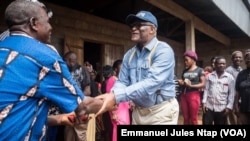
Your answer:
[86,114,96,141]
[132,98,179,125]
[64,114,96,141]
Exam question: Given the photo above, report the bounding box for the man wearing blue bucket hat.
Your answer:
[96,10,179,125]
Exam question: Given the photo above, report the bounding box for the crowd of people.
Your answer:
[176,50,250,125]
[0,0,250,141]
[0,1,178,140]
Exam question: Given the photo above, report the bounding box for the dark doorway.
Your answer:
[84,42,102,72]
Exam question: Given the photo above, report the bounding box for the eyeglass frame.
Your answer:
[129,22,155,29]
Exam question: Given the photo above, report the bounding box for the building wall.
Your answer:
[45,3,250,77]
[1,2,250,78]
[45,2,185,73]
[197,38,250,71]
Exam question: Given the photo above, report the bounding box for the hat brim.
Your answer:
[125,14,148,25]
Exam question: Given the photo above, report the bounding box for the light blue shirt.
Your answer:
[112,37,176,107]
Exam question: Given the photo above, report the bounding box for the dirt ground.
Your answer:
[178,107,203,125]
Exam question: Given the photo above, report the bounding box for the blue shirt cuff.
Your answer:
[113,89,127,104]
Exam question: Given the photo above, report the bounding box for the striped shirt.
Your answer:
[202,71,235,112]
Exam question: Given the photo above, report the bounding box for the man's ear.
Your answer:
[29,17,38,31]
[149,26,156,34]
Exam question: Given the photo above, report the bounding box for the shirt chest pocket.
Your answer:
[128,63,137,83]
[140,60,150,78]
[128,60,150,81]
[221,84,229,94]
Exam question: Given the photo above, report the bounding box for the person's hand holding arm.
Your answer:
[178,79,184,86]
[47,112,75,126]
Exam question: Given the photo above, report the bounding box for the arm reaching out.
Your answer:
[95,92,116,117]
[75,96,103,117]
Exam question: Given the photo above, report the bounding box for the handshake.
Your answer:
[56,93,117,126]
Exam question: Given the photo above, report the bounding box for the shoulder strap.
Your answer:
[128,47,136,65]
[128,41,159,66]
[148,41,159,66]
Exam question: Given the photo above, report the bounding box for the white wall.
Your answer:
[212,0,250,37]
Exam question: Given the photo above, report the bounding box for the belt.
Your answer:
[135,96,174,109]
[155,90,174,105]
[136,97,175,116]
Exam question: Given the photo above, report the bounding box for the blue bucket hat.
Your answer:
[125,10,158,27]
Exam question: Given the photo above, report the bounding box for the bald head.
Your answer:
[5,1,42,28]
[4,0,53,44]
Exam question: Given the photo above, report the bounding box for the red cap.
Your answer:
[184,50,198,61]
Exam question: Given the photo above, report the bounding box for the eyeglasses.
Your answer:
[129,22,154,29]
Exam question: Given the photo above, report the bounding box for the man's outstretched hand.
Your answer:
[75,96,103,117]
[95,92,116,117]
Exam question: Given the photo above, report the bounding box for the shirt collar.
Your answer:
[145,37,158,51]
[136,37,158,51]
[10,33,34,39]
[10,33,57,53]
